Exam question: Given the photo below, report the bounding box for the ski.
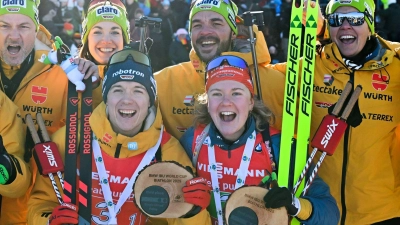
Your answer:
[64,81,79,206]
[278,0,304,189]
[294,0,319,199]
[78,78,93,224]
[279,1,318,224]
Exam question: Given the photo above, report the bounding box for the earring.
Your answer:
[105,105,109,116]
[368,35,371,41]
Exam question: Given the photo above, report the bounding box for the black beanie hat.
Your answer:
[102,49,157,106]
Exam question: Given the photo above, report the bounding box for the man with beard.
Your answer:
[154,0,285,139]
[0,0,98,223]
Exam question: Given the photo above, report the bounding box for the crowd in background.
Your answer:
[39,0,400,71]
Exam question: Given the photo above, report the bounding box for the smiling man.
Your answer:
[154,0,285,140]
[0,0,98,223]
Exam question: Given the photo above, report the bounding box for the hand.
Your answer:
[48,202,78,225]
[258,172,278,189]
[328,100,362,127]
[73,58,99,83]
[0,135,16,185]
[302,0,325,35]
[263,187,300,216]
[182,177,211,210]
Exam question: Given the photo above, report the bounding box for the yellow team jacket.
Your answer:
[0,91,31,199]
[28,102,211,225]
[268,35,400,224]
[0,25,69,225]
[154,25,286,139]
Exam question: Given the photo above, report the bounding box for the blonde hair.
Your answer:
[193,93,275,131]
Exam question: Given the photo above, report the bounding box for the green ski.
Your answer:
[278,0,304,189]
[279,1,319,224]
[294,0,319,198]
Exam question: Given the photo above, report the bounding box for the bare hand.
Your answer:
[302,0,325,35]
[73,58,99,83]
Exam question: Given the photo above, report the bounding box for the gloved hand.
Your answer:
[259,172,278,189]
[48,202,78,225]
[263,187,300,216]
[0,135,16,185]
[182,177,211,210]
[328,100,363,128]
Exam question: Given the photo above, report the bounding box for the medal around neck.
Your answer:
[133,161,197,218]
[224,186,288,225]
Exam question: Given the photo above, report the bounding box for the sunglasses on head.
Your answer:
[327,12,366,27]
[108,49,151,67]
[205,55,251,82]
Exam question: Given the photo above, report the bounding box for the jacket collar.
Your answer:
[90,102,164,158]
[208,116,256,150]
[321,34,398,72]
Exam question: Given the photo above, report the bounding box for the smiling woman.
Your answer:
[80,0,130,64]
[101,50,155,137]
[179,55,340,225]
[28,48,212,225]
[78,0,130,109]
[264,0,400,223]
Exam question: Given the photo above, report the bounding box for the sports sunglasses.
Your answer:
[327,12,366,27]
[108,49,151,67]
[205,55,252,82]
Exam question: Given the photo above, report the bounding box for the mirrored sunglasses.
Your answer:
[108,49,151,67]
[206,55,248,72]
[327,12,366,27]
[205,55,251,83]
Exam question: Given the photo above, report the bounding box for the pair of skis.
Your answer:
[278,0,318,224]
[278,1,363,224]
[64,78,93,225]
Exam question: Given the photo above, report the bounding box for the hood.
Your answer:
[321,34,400,73]
[35,24,54,52]
[89,102,164,158]
[189,24,272,73]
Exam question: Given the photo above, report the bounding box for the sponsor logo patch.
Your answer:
[96,5,120,17]
[183,95,194,106]
[31,86,48,104]
[323,74,334,86]
[315,101,334,108]
[102,133,112,143]
[371,73,389,91]
[128,142,138,150]
[254,143,262,152]
[362,113,394,122]
[176,126,187,133]
[196,0,221,8]
[1,0,26,8]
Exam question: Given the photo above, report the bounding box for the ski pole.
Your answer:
[243,11,264,100]
[26,113,65,205]
[303,85,363,195]
[292,82,353,194]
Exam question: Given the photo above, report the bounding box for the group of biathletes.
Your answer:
[0,0,399,224]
